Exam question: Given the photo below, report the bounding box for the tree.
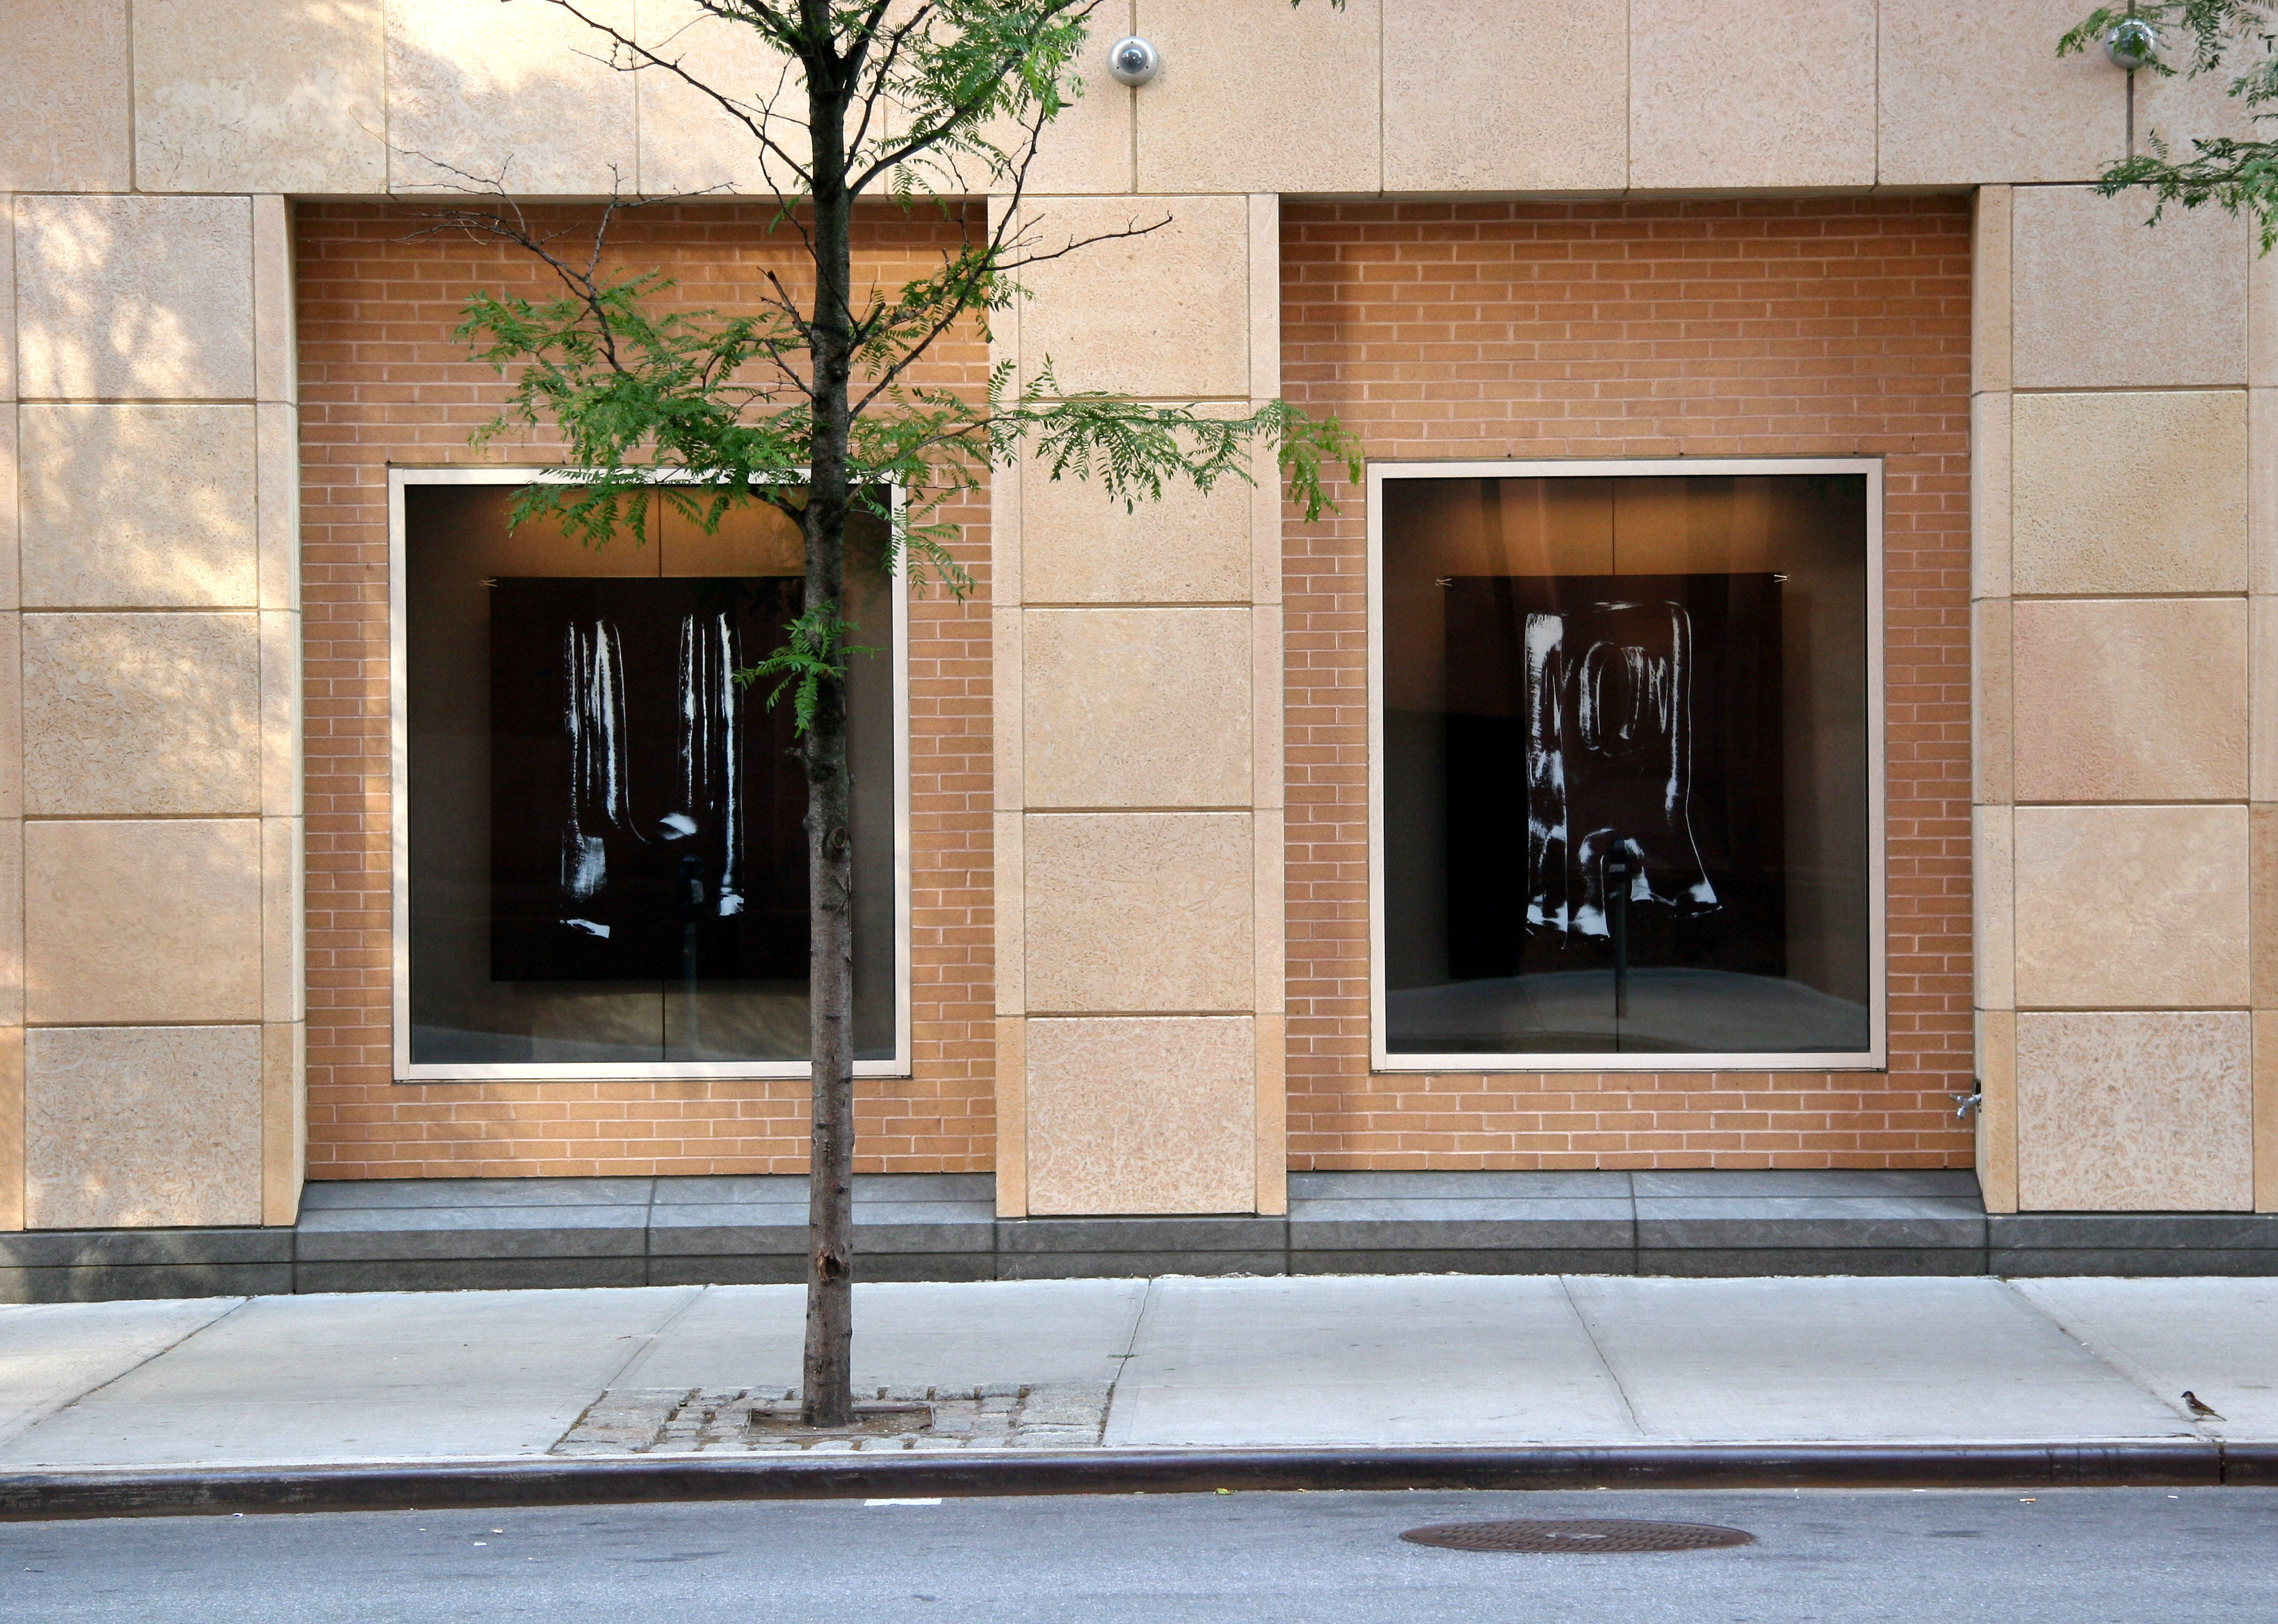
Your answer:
[2062,3,2278,248]
[436,0,1358,1427]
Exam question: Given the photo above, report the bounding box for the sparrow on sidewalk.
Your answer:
[2181,1390,2224,1420]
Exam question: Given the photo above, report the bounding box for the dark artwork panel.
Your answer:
[1441,573,1786,987]
[488,577,808,984]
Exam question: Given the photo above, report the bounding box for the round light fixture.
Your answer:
[1108,35,1160,87]
[2106,17,2158,72]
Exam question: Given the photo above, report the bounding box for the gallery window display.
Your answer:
[395,476,904,1077]
[1374,464,1882,1068]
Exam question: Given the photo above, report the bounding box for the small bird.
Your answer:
[2182,1390,2224,1420]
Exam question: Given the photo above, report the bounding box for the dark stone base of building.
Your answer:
[6,1172,2277,1303]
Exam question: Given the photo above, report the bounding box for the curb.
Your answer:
[4,1441,2275,1520]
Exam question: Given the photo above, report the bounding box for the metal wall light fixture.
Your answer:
[2106,17,2159,72]
[1108,35,1160,86]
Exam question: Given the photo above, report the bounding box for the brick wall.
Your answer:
[295,203,994,1178]
[1280,197,1976,1169]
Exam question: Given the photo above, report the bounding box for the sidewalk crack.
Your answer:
[1559,1276,1645,1438]
[1998,1279,2211,1436]
[549,1283,713,1453]
[1,1294,252,1452]
[1097,1277,1155,1447]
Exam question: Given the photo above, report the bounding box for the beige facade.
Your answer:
[1,1,2272,1228]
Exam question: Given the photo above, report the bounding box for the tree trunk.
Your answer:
[800,21,858,1431]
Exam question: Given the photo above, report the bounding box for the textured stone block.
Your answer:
[24,820,264,1025]
[2012,391,2247,596]
[387,0,638,194]
[24,1025,263,1230]
[1021,461,1252,605]
[1382,0,1624,192]
[1133,0,1379,194]
[2012,596,2248,802]
[1021,608,1252,809]
[1025,1016,1255,1215]
[0,2,131,191]
[19,405,261,609]
[14,197,255,401]
[1024,813,1252,1013]
[1017,195,1251,399]
[2014,188,2247,389]
[133,0,387,192]
[2014,805,2248,1009]
[1631,0,1875,188]
[22,612,263,815]
[2017,1012,2254,1212]
[1878,0,2124,186]
[634,0,805,196]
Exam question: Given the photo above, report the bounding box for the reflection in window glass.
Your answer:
[1382,473,1873,1057]
[404,485,896,1066]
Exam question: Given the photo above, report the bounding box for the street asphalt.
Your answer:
[5,1486,2277,1623]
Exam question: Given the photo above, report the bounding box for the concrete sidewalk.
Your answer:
[2,1274,2273,1473]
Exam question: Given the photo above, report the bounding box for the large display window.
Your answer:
[390,470,908,1080]
[1371,461,1883,1070]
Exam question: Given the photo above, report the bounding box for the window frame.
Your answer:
[1366,456,1889,1075]
[387,464,914,1084]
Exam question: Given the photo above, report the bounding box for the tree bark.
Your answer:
[799,10,857,1431]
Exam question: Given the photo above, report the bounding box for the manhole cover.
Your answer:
[1400,1519,1756,1554]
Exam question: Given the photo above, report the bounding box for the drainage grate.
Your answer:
[1400,1519,1756,1554]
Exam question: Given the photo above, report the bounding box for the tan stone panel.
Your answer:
[2260,1010,2278,1212]
[1973,188,2012,397]
[2011,391,2247,596]
[0,820,19,1028]
[635,0,807,197]
[1976,1009,2017,1215]
[1631,0,1874,189]
[1025,1015,1254,1215]
[1024,812,1252,1013]
[1973,597,2012,807]
[1382,0,1623,192]
[1022,463,1250,606]
[994,811,1024,1016]
[24,820,264,1025]
[1133,0,1379,195]
[1879,0,2124,186]
[2263,601,2278,805]
[1975,806,2014,1013]
[1253,1010,1286,1217]
[258,405,300,610]
[1018,196,1250,400]
[2017,1010,2254,1211]
[2257,805,2278,1009]
[253,204,297,409]
[1971,392,2011,601]
[2256,390,2278,601]
[263,816,305,1025]
[134,0,386,193]
[1023,608,1252,809]
[19,405,261,609]
[2013,188,2247,389]
[2012,597,2247,804]
[2014,805,2248,1009]
[989,66,1130,197]
[22,612,263,816]
[261,1020,305,1226]
[1252,603,1283,815]
[995,1015,1026,1217]
[14,196,256,401]
[0,1,130,192]
[1252,801,1284,1023]
[0,617,19,820]
[1247,196,1279,403]
[386,0,638,195]
[0,1026,19,1232]
[23,1024,262,1229]
[261,610,303,818]
[1,202,15,403]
